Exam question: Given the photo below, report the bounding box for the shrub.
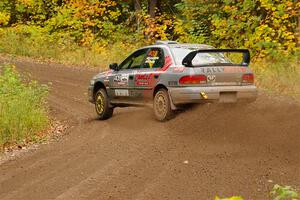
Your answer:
[0,64,49,150]
[270,184,299,200]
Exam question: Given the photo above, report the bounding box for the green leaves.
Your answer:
[270,184,299,200]
[179,0,299,58]
[0,0,298,57]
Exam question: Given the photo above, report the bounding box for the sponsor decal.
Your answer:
[135,74,152,86]
[148,50,159,57]
[145,56,159,68]
[207,74,216,82]
[113,74,129,86]
[115,89,129,96]
[145,50,160,68]
[200,67,224,74]
[198,67,246,74]
[161,55,172,71]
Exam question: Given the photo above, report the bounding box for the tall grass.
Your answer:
[252,55,300,97]
[0,64,49,150]
[0,25,144,68]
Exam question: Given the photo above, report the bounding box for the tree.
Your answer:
[133,0,141,12]
[148,0,157,18]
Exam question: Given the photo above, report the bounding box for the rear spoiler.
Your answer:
[182,49,250,67]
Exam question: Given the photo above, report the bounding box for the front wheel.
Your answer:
[95,88,113,120]
[153,88,174,121]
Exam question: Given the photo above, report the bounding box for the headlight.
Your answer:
[90,79,95,85]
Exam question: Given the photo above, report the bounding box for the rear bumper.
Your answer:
[169,85,257,105]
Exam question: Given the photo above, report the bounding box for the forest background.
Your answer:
[0,0,299,95]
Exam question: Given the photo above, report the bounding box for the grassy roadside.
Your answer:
[216,184,299,200]
[252,55,300,98]
[0,64,49,150]
[0,26,143,68]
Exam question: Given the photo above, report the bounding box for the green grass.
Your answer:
[252,55,300,97]
[215,184,299,200]
[0,25,144,68]
[0,64,49,150]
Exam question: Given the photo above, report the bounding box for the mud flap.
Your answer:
[168,91,178,110]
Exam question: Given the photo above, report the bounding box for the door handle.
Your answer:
[154,74,159,79]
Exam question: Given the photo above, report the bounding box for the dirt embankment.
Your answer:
[0,58,299,200]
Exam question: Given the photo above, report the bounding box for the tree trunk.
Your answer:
[134,0,142,12]
[8,0,17,25]
[148,0,158,18]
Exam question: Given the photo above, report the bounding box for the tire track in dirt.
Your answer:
[0,58,299,200]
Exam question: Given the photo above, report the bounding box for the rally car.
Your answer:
[88,41,257,121]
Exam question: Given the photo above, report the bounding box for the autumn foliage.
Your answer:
[0,0,299,58]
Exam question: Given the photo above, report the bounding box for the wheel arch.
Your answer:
[93,81,106,98]
[153,84,168,98]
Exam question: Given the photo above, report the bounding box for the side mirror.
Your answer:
[109,63,119,71]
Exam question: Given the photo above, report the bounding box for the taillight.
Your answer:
[242,73,254,84]
[179,75,207,84]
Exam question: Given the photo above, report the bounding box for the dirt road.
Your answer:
[0,59,299,200]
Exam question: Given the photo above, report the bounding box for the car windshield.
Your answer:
[171,47,232,66]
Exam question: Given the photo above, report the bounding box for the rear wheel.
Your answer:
[153,88,174,121]
[95,88,113,120]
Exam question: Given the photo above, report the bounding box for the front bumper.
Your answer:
[169,85,257,105]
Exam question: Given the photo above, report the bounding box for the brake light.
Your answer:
[242,73,254,84]
[179,75,207,84]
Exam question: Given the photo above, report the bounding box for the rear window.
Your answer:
[171,47,232,66]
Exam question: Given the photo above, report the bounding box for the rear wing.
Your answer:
[182,49,250,67]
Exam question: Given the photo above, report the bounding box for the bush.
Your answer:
[0,64,49,150]
[270,184,299,200]
[176,0,300,57]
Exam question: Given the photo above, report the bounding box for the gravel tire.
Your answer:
[95,88,113,120]
[153,88,174,121]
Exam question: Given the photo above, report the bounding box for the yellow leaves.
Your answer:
[211,0,298,57]
[259,0,272,10]
[283,32,295,40]
[80,29,95,46]
[141,13,176,42]
[17,0,34,6]
[0,12,10,26]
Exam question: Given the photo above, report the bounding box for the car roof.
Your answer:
[141,41,215,50]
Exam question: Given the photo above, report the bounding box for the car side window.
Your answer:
[142,48,164,69]
[119,49,148,70]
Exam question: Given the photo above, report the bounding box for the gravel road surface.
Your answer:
[0,59,299,200]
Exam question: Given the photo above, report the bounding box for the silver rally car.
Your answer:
[88,41,257,121]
